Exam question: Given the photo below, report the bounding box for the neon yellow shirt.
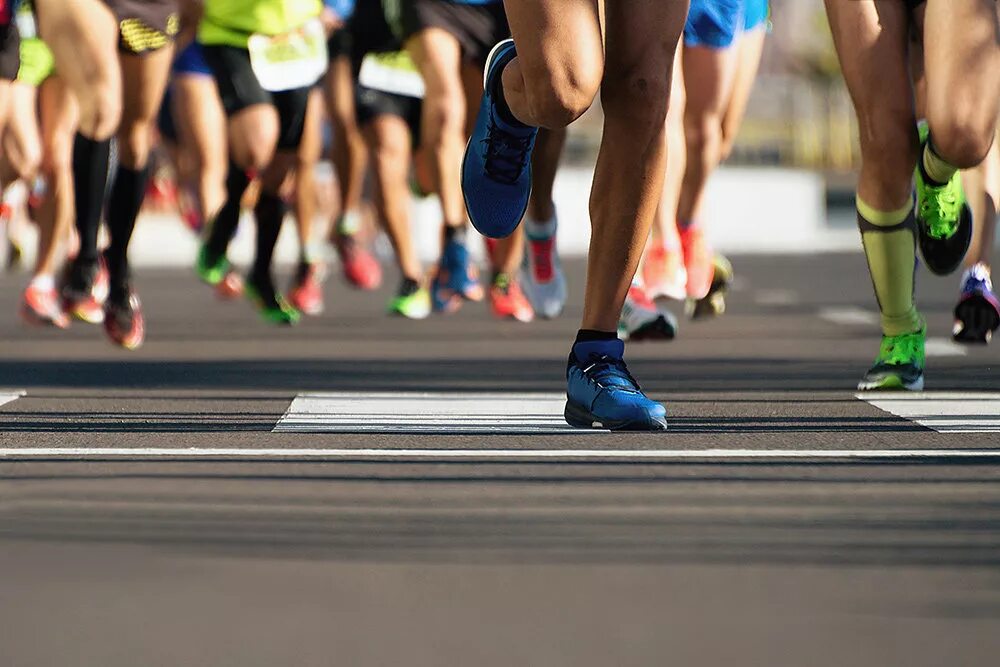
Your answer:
[199,0,322,48]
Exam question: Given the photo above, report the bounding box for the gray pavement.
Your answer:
[1,252,999,666]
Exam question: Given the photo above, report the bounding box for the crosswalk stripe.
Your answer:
[0,391,25,409]
[858,392,1000,433]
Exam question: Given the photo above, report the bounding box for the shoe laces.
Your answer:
[876,331,923,366]
[581,355,641,392]
[530,238,554,282]
[482,126,532,185]
[920,182,961,239]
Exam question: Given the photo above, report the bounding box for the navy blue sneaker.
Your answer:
[431,235,485,312]
[565,339,668,431]
[462,39,538,239]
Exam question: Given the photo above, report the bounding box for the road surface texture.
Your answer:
[1,252,999,666]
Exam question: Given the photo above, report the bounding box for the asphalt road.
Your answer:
[1,251,999,666]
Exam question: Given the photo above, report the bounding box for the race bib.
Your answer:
[247,18,328,92]
[358,51,425,99]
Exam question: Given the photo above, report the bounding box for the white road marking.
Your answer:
[753,289,799,306]
[0,391,25,409]
[924,338,968,357]
[858,392,1000,433]
[819,307,878,327]
[274,392,606,435]
[0,448,999,460]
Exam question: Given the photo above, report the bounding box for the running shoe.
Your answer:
[388,279,432,320]
[857,326,926,391]
[103,287,145,350]
[61,256,107,324]
[288,261,325,316]
[915,122,972,276]
[462,39,538,239]
[642,242,687,302]
[490,272,534,322]
[431,235,484,312]
[953,263,1000,344]
[522,215,567,318]
[680,224,714,300]
[619,284,678,341]
[333,230,382,290]
[687,254,733,320]
[565,338,668,431]
[245,274,301,325]
[195,244,243,300]
[177,187,204,234]
[20,281,70,329]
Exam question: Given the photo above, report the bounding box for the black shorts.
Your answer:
[201,44,311,150]
[105,0,179,54]
[400,0,509,67]
[0,22,19,82]
[356,84,422,148]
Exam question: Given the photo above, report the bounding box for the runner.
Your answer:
[36,0,179,349]
[825,0,1000,390]
[463,1,688,429]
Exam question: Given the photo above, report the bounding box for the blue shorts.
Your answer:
[172,41,211,76]
[684,0,743,49]
[743,0,769,31]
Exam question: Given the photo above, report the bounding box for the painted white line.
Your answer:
[275,392,606,435]
[1,448,999,460]
[819,307,878,327]
[925,338,968,357]
[753,289,799,306]
[0,390,25,409]
[858,392,1000,433]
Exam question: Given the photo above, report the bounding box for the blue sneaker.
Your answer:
[953,263,1000,344]
[431,235,485,312]
[564,339,668,431]
[462,39,538,239]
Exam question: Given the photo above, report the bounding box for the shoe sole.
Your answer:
[857,374,925,392]
[918,202,973,276]
[953,294,1000,344]
[564,400,668,432]
[627,315,677,342]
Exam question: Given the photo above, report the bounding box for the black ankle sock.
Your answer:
[399,277,420,297]
[252,191,287,283]
[72,133,112,264]
[105,164,151,291]
[575,329,618,344]
[443,224,466,244]
[205,162,250,259]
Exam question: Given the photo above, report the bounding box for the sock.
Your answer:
[252,191,287,283]
[570,332,624,367]
[72,133,112,265]
[30,274,55,291]
[205,162,250,260]
[398,277,420,297]
[921,138,958,186]
[105,164,151,293]
[336,209,362,236]
[857,197,924,336]
[443,224,466,244]
[525,212,557,238]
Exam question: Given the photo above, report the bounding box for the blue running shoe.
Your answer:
[953,263,1000,344]
[431,235,485,312]
[462,39,538,239]
[565,339,668,431]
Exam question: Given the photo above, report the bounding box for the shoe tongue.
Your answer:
[573,339,625,364]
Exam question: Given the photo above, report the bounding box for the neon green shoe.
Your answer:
[245,276,301,326]
[915,122,972,276]
[857,326,926,391]
[196,244,229,285]
[388,284,432,320]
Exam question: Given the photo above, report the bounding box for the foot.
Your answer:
[489,272,534,323]
[953,264,1000,344]
[915,122,972,276]
[565,338,667,431]
[332,212,382,290]
[521,214,567,319]
[680,224,714,300]
[619,284,678,341]
[103,286,145,350]
[431,234,484,313]
[857,326,926,391]
[687,254,733,320]
[388,278,432,320]
[245,273,301,325]
[195,244,243,300]
[60,256,108,324]
[642,242,687,301]
[20,281,70,329]
[462,39,538,239]
[288,261,325,316]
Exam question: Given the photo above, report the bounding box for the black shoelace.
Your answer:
[581,355,641,391]
[482,128,532,185]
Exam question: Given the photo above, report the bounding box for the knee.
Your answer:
[116,121,154,169]
[521,60,602,128]
[235,138,277,174]
[423,90,466,142]
[79,92,121,142]
[857,107,918,169]
[684,114,724,162]
[929,113,996,169]
[601,63,671,134]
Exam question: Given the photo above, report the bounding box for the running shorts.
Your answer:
[684,0,743,49]
[173,40,212,76]
[0,21,18,81]
[201,43,310,149]
[743,0,769,32]
[400,0,509,67]
[356,84,422,145]
[104,0,180,54]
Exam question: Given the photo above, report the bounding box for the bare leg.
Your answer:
[294,89,324,261]
[324,54,367,229]
[35,77,79,279]
[719,26,766,162]
[527,127,567,222]
[172,73,228,220]
[966,134,1000,268]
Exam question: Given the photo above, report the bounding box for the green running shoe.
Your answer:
[857,326,926,391]
[388,283,432,320]
[915,122,972,276]
[196,244,229,285]
[245,275,301,326]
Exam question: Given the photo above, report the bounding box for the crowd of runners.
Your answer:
[0,0,998,429]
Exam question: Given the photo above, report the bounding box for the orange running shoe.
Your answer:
[60,257,108,324]
[679,224,713,300]
[489,272,534,323]
[288,261,325,316]
[20,281,70,329]
[642,242,687,301]
[334,233,382,290]
[103,288,145,350]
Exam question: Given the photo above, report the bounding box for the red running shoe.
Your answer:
[288,262,325,316]
[489,273,534,323]
[21,281,70,329]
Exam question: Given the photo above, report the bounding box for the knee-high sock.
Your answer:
[205,161,251,260]
[253,191,287,282]
[857,197,924,336]
[105,164,151,292]
[72,134,112,264]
